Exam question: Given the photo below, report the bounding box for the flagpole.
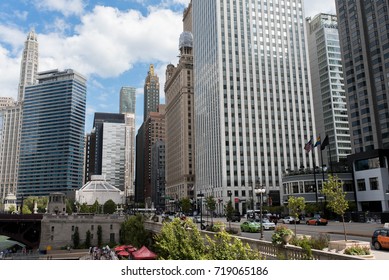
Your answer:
[320,144,325,182]
[313,148,318,204]
[328,140,333,175]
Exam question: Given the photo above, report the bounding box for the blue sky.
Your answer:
[0,0,336,132]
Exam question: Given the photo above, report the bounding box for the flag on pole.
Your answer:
[321,135,329,150]
[304,137,313,153]
[314,136,321,147]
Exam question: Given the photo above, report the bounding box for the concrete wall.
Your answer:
[40,214,125,250]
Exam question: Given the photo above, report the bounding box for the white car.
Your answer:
[281,216,300,224]
[260,219,276,230]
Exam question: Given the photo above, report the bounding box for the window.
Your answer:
[357,179,366,191]
[369,177,379,190]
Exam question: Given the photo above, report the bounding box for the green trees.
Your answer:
[204,230,262,260]
[103,199,117,214]
[120,214,150,248]
[72,227,80,249]
[97,225,102,247]
[180,197,192,214]
[154,218,206,260]
[22,196,48,213]
[154,218,262,260]
[85,230,91,248]
[287,196,305,235]
[205,196,216,225]
[322,175,349,241]
[225,200,234,231]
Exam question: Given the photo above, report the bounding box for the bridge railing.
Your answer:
[144,220,364,260]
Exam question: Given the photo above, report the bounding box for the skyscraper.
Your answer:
[18,29,39,101]
[17,69,87,197]
[143,64,160,121]
[92,113,125,178]
[0,30,38,203]
[143,106,166,207]
[0,99,21,201]
[307,14,351,165]
[101,122,126,190]
[336,0,389,212]
[120,87,136,114]
[193,0,317,211]
[165,4,195,206]
[119,87,136,198]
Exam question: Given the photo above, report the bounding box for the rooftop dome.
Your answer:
[179,31,193,49]
[76,175,124,205]
[79,175,120,192]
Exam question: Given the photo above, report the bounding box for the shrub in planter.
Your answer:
[210,221,225,232]
[272,225,294,245]
[310,233,330,250]
[290,237,312,259]
[344,245,371,256]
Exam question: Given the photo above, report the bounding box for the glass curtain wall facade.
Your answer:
[336,0,389,152]
[101,122,126,191]
[193,0,316,209]
[119,87,136,198]
[17,69,87,197]
[307,14,351,164]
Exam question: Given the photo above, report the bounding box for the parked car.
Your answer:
[240,221,261,233]
[306,216,328,225]
[227,211,241,222]
[371,228,389,250]
[260,219,276,230]
[281,216,300,224]
[192,216,205,224]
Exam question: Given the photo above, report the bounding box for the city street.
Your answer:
[231,219,389,260]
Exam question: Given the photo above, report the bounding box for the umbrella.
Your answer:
[114,245,127,252]
[117,250,130,257]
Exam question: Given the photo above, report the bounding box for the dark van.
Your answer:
[227,211,241,222]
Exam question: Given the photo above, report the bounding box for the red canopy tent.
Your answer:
[131,246,157,260]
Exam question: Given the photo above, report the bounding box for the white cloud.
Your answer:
[35,6,183,80]
[14,10,29,21]
[33,0,85,17]
[303,0,336,18]
[0,25,26,53]
[0,46,21,99]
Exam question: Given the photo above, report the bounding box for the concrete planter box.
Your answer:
[328,240,370,252]
[328,240,374,259]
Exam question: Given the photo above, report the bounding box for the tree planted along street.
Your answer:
[287,196,305,236]
[321,175,349,241]
[205,196,216,225]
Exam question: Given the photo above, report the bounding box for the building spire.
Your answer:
[18,28,39,101]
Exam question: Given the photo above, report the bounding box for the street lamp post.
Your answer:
[197,192,204,230]
[255,186,266,240]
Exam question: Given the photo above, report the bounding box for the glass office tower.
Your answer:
[17,69,87,198]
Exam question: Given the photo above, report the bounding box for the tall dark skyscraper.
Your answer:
[143,64,160,121]
[336,0,389,212]
[336,0,389,152]
[17,69,87,197]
